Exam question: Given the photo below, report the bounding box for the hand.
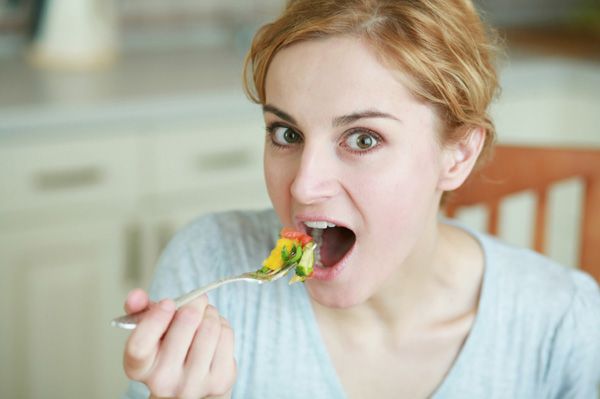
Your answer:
[123,289,236,399]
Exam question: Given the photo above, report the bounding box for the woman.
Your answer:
[122,1,600,398]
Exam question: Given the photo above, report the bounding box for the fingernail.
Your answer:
[159,299,175,312]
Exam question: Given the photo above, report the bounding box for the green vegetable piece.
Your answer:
[281,245,290,262]
[257,266,271,274]
[295,242,315,277]
[287,243,303,264]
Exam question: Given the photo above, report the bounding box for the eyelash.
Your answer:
[342,128,383,156]
[265,122,300,150]
[265,122,383,155]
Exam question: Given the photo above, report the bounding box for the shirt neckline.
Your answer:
[298,220,495,398]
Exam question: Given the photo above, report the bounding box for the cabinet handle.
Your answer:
[34,166,103,191]
[195,149,252,172]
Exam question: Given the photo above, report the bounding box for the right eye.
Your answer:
[268,125,302,146]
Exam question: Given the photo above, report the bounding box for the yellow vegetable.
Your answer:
[262,237,298,271]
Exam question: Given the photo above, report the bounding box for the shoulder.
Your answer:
[480,233,599,321]
[459,230,600,395]
[479,233,600,388]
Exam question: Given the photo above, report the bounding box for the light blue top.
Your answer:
[123,209,600,399]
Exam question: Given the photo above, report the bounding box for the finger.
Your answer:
[124,288,150,314]
[184,305,222,379]
[124,299,176,379]
[186,293,209,312]
[153,304,205,373]
[210,317,235,373]
[206,318,236,395]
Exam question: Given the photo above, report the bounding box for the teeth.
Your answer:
[304,221,336,229]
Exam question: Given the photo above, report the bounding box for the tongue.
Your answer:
[319,226,355,267]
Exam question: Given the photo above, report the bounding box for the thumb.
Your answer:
[124,288,150,314]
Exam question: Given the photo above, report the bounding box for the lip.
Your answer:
[293,213,356,281]
[311,241,355,281]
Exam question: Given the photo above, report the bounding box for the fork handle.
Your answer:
[111,274,257,330]
[174,275,256,307]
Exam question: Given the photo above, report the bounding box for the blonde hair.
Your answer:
[243,0,501,170]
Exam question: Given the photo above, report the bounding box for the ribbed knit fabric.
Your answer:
[123,209,600,399]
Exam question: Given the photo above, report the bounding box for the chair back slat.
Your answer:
[582,179,600,279]
[444,145,600,283]
[487,200,500,236]
[533,186,548,254]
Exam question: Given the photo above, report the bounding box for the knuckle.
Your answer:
[220,323,234,339]
[209,361,237,395]
[146,374,178,398]
[190,293,209,311]
[123,364,143,381]
[125,340,150,367]
[123,343,152,379]
[177,379,203,399]
[218,324,235,350]
[207,377,233,397]
[204,304,219,318]
[201,313,221,337]
[177,306,202,325]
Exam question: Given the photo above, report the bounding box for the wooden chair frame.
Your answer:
[444,145,600,283]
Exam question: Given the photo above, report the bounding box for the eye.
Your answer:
[344,131,379,151]
[269,125,302,146]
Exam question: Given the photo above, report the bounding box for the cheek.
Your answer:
[264,153,294,223]
[351,146,440,233]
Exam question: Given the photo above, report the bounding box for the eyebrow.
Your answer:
[332,110,402,127]
[262,104,401,127]
[262,104,298,125]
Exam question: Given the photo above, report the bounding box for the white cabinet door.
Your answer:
[0,220,131,399]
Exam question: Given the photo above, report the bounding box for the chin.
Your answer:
[305,280,369,309]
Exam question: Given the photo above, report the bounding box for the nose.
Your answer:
[290,143,339,205]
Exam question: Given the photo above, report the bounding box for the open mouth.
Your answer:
[304,222,356,269]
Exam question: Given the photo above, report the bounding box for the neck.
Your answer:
[312,216,481,343]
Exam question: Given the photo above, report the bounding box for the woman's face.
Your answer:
[263,36,449,308]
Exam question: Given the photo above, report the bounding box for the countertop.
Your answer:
[0,44,258,136]
[1,37,598,146]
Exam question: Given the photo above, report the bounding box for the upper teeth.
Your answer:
[304,221,336,229]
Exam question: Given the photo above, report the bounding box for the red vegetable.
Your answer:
[280,227,313,246]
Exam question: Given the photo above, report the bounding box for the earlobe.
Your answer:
[437,127,485,191]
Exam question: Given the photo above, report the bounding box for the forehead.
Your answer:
[264,36,424,119]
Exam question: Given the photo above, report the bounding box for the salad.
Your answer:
[260,228,316,284]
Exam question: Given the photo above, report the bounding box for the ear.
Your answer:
[437,127,485,191]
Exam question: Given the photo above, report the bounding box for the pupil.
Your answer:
[284,130,298,143]
[357,135,372,149]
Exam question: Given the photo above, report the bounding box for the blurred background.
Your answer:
[0,0,598,398]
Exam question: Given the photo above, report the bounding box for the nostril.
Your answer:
[291,179,334,204]
[291,172,339,204]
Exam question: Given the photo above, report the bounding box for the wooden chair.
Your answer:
[443,145,600,283]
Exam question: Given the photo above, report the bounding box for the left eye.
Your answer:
[344,132,379,151]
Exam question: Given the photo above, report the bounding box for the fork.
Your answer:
[111,262,297,330]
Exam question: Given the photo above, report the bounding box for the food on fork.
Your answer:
[260,228,316,284]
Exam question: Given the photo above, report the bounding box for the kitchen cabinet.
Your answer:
[0,219,129,399]
[0,109,271,398]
